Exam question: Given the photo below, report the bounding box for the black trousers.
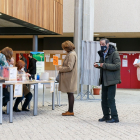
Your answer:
[3,88,10,107]
[101,81,118,120]
[13,92,32,109]
[29,74,35,80]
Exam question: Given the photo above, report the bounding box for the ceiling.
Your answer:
[0,13,59,35]
[0,19,23,27]
[1,32,140,38]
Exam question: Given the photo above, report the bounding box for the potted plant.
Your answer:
[92,86,101,95]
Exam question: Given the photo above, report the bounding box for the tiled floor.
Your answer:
[1,88,140,140]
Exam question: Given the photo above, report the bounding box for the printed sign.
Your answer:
[14,84,23,97]
[53,56,58,65]
[122,59,128,67]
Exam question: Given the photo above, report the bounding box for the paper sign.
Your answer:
[53,56,58,65]
[50,58,53,62]
[50,82,54,93]
[133,59,140,65]
[46,57,50,62]
[122,59,128,67]
[45,54,50,57]
[58,60,62,65]
[55,54,60,58]
[62,55,66,59]
[9,67,17,80]
[123,55,127,59]
[14,84,23,97]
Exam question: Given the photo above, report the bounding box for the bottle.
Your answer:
[37,73,40,80]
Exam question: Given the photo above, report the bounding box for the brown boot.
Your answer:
[62,111,74,116]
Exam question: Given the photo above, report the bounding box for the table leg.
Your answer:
[33,84,38,116]
[59,91,61,107]
[52,82,55,110]
[9,85,13,123]
[7,102,10,114]
[43,84,44,106]
[0,85,3,124]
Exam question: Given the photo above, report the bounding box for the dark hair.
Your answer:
[20,53,23,58]
[29,53,33,57]
[1,47,13,61]
[100,38,110,44]
[62,41,75,53]
[15,60,25,71]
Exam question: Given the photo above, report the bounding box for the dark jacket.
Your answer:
[20,57,27,72]
[28,58,37,74]
[98,44,121,86]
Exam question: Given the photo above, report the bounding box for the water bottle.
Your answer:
[37,73,40,80]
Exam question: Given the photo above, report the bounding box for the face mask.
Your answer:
[21,68,24,71]
[9,64,13,67]
[101,46,107,52]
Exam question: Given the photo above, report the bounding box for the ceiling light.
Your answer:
[39,29,44,31]
[94,34,100,36]
[10,19,16,21]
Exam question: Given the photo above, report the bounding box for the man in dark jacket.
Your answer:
[28,53,37,80]
[94,38,121,123]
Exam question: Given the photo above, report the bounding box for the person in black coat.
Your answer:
[19,53,27,72]
[28,53,37,80]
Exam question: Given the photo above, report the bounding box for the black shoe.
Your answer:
[98,117,110,122]
[13,108,21,112]
[2,111,5,114]
[106,118,119,123]
[22,108,30,111]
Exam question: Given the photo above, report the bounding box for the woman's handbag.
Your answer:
[56,72,60,82]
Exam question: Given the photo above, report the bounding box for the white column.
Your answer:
[74,0,83,94]
[83,0,94,41]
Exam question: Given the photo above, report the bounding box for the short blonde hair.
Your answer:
[62,41,75,53]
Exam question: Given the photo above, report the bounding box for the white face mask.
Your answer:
[21,68,24,71]
[9,64,13,67]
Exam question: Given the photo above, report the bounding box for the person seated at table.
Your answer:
[13,60,32,112]
[0,47,13,114]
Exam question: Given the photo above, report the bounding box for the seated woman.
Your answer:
[13,60,32,112]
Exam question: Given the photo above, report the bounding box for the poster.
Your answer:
[30,52,45,78]
[53,56,58,65]
[122,59,128,67]
[62,55,66,59]
[55,54,60,58]
[58,60,62,65]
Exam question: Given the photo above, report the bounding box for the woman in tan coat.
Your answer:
[57,41,77,116]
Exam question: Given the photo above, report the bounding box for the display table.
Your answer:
[0,80,55,125]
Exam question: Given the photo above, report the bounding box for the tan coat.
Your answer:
[59,51,77,93]
[137,63,140,81]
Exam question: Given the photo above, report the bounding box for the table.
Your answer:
[0,80,55,125]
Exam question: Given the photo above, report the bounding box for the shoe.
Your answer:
[13,108,21,112]
[98,117,110,122]
[22,108,30,111]
[106,118,119,123]
[62,111,74,116]
[2,111,5,114]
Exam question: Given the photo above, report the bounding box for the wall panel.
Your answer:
[0,0,63,34]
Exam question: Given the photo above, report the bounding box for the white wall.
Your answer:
[63,0,140,33]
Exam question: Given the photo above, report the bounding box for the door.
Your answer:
[117,53,131,88]
[117,53,140,89]
[130,53,140,88]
